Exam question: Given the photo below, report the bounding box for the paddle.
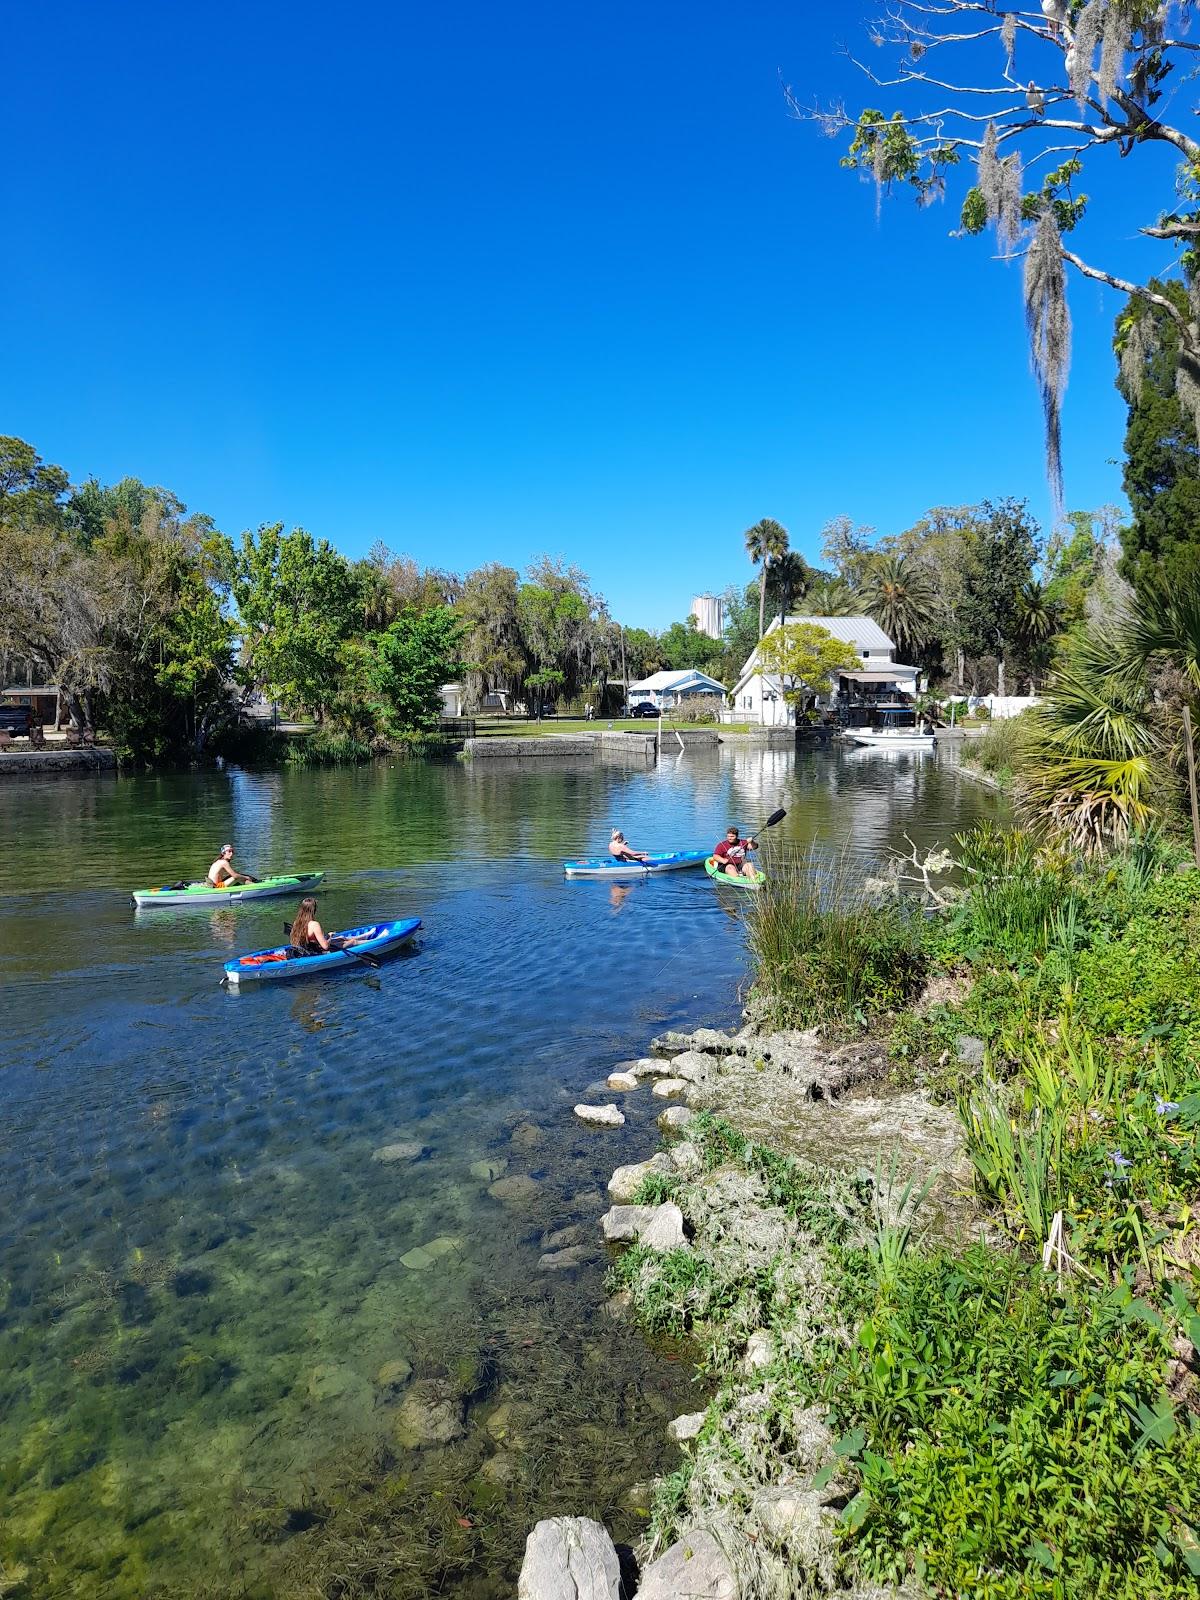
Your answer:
[282,921,381,969]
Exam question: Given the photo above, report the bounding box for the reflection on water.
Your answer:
[0,746,1000,1597]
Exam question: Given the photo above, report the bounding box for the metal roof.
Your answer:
[839,669,913,684]
[776,614,896,650]
[627,669,724,691]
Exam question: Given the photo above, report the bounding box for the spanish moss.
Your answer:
[1001,10,1017,74]
[1023,208,1072,512]
[1098,3,1126,102]
[1069,0,1105,104]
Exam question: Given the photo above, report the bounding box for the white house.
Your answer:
[626,668,727,711]
[730,616,919,727]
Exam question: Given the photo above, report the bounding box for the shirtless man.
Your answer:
[207,843,254,888]
[608,829,650,863]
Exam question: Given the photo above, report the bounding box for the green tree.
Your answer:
[233,524,360,720]
[819,515,875,589]
[958,499,1041,695]
[744,517,790,641]
[456,563,527,709]
[0,436,69,526]
[858,553,939,662]
[366,605,464,734]
[657,616,726,676]
[764,550,812,630]
[1115,282,1200,596]
[755,622,857,709]
[800,575,859,616]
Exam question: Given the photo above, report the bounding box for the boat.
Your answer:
[563,849,710,879]
[132,872,325,908]
[223,918,422,985]
[845,709,936,751]
[704,857,766,889]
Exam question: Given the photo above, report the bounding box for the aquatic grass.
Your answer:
[745,847,930,1032]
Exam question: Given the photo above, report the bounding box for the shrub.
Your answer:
[746,849,930,1031]
[960,710,1034,779]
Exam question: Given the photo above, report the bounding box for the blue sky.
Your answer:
[2,2,1185,628]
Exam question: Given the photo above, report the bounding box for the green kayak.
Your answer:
[704,856,765,889]
[131,872,325,908]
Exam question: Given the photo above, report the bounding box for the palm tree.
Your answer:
[769,551,811,630]
[744,518,790,641]
[802,576,858,617]
[857,554,937,660]
[1016,580,1057,648]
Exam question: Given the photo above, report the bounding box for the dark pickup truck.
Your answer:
[0,705,34,737]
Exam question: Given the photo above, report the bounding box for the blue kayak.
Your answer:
[563,849,709,879]
[224,918,421,984]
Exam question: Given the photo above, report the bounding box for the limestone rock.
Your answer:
[669,1141,702,1174]
[399,1234,462,1271]
[640,1202,686,1253]
[667,1410,705,1442]
[538,1244,589,1271]
[393,1379,467,1448]
[372,1140,428,1164]
[306,1363,358,1402]
[481,1450,519,1485]
[604,1289,632,1319]
[634,1528,738,1599]
[489,1173,540,1204]
[616,1057,673,1079]
[542,1224,583,1251]
[600,1204,655,1242]
[668,1050,714,1084]
[574,1103,625,1127]
[470,1157,508,1182]
[375,1357,413,1390]
[751,1486,830,1551]
[517,1515,621,1600]
[956,1034,985,1067]
[607,1153,671,1201]
[510,1121,546,1149]
[658,1105,695,1133]
[743,1331,773,1372]
[606,1070,639,1091]
[651,1078,687,1099]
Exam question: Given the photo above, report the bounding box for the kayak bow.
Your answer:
[704,857,766,889]
[132,872,325,909]
[224,918,421,984]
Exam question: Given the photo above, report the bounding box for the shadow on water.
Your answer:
[0,746,1001,1597]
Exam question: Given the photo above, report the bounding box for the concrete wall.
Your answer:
[0,748,118,778]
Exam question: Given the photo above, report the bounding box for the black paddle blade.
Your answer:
[764,808,786,828]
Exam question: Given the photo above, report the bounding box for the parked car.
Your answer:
[0,705,33,737]
[625,702,659,719]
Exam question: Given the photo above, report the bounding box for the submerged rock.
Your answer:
[641,1202,686,1253]
[481,1449,519,1485]
[574,1103,625,1127]
[375,1357,413,1390]
[470,1157,509,1182]
[634,1527,738,1599]
[510,1120,546,1150]
[518,1516,621,1600]
[668,1410,705,1442]
[372,1140,428,1164]
[651,1079,687,1099]
[600,1204,655,1242]
[489,1174,541,1204]
[306,1363,359,1403]
[608,1154,671,1202]
[658,1106,695,1133]
[399,1235,463,1271]
[606,1070,639,1091]
[542,1224,583,1251]
[538,1244,589,1271]
[393,1379,467,1448]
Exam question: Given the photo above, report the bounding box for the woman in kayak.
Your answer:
[609,829,650,863]
[289,896,372,954]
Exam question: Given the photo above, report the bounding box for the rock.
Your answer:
[538,1244,589,1271]
[604,1289,632,1319]
[571,1188,605,1210]
[667,1410,705,1442]
[470,1157,508,1182]
[743,1331,773,1372]
[600,1204,655,1242]
[751,1487,830,1552]
[375,1358,413,1390]
[651,1027,740,1056]
[616,1057,673,1078]
[489,1174,541,1204]
[518,1516,622,1600]
[399,1234,463,1271]
[956,1034,986,1068]
[542,1224,583,1251]
[481,1450,519,1485]
[606,1070,639,1091]
[668,1050,714,1084]
[392,1379,466,1448]
[372,1140,428,1164]
[658,1106,695,1133]
[485,1397,536,1445]
[624,1479,654,1515]
[634,1528,738,1599]
[306,1363,357,1402]
[574,1104,625,1127]
[510,1121,546,1149]
[640,1202,686,1253]
[669,1141,702,1174]
[651,1079,687,1099]
[608,1154,671,1201]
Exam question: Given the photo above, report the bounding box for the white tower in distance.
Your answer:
[690,593,723,640]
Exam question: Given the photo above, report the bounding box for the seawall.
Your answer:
[0,748,118,778]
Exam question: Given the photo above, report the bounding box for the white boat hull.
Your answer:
[846,731,936,751]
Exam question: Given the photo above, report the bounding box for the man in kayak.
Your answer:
[713,826,758,879]
[207,843,255,888]
[609,829,650,864]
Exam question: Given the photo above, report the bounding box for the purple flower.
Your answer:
[1154,1095,1180,1118]
[1108,1149,1133,1171]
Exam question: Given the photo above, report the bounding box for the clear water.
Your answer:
[0,744,999,1598]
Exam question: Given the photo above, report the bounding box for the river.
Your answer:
[0,743,999,1598]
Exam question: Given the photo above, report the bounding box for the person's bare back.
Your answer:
[207,844,250,887]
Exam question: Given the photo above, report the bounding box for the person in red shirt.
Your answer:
[713,826,758,878]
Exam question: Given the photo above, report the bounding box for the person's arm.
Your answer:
[309,920,332,952]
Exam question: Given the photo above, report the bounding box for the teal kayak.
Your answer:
[563,849,709,879]
[704,856,765,889]
[224,918,421,985]
[132,872,324,908]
